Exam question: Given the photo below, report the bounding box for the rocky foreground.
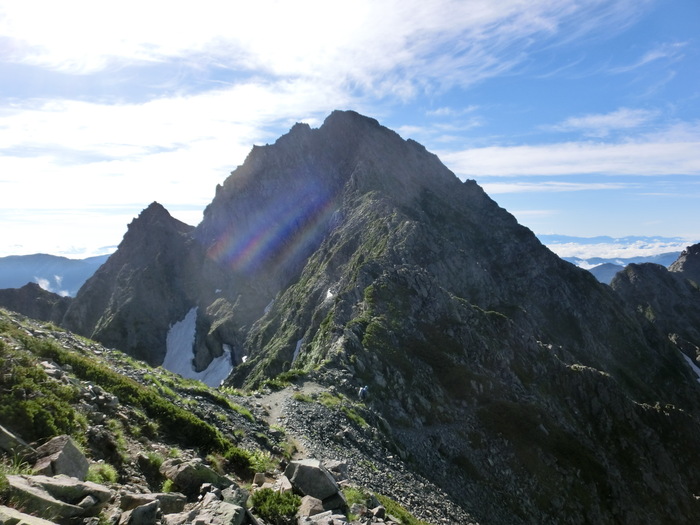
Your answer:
[0,308,473,525]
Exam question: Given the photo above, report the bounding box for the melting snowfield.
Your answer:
[162,307,233,387]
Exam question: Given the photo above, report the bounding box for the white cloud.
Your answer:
[481,181,633,194]
[426,105,479,117]
[549,107,659,137]
[0,0,648,92]
[611,41,688,73]
[0,78,357,211]
[442,129,700,177]
[546,239,694,260]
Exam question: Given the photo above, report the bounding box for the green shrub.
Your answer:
[342,485,369,506]
[251,488,301,525]
[0,343,84,443]
[230,403,255,422]
[292,392,313,403]
[145,451,164,470]
[22,336,236,457]
[86,463,118,484]
[223,446,253,475]
[249,449,276,473]
[376,493,431,525]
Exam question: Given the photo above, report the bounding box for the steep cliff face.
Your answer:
[62,202,199,365]
[55,111,700,523]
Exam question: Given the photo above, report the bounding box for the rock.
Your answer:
[33,435,89,480]
[284,459,339,501]
[297,495,325,517]
[120,492,187,514]
[277,474,293,493]
[159,458,232,497]
[253,472,266,486]
[221,485,249,507]
[162,496,245,525]
[320,491,347,513]
[0,504,58,525]
[118,500,159,525]
[324,461,348,482]
[0,423,36,459]
[6,474,112,522]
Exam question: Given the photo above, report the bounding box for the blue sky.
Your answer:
[0,0,698,258]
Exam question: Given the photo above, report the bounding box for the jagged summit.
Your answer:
[62,201,196,365]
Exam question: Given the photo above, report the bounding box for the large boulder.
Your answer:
[6,474,112,522]
[159,458,233,498]
[284,459,339,501]
[33,435,89,480]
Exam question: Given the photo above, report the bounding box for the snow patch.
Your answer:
[162,307,234,387]
[326,288,334,300]
[680,351,700,383]
[293,338,304,363]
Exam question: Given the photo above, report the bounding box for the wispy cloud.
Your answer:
[548,107,659,137]
[426,106,479,117]
[611,41,688,73]
[442,125,700,177]
[0,1,651,93]
[482,181,633,194]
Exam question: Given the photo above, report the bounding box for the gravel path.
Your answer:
[247,380,480,525]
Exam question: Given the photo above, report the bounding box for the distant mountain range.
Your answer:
[536,234,698,283]
[0,253,110,296]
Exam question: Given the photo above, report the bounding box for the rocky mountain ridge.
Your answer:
[2,110,700,523]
